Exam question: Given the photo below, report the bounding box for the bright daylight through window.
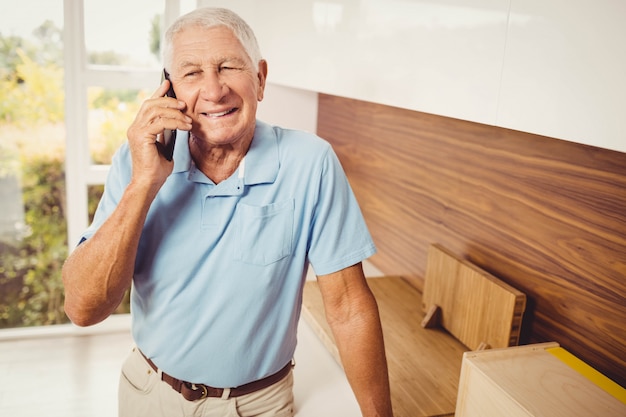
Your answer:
[0,0,167,329]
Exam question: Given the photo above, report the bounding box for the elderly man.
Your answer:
[62,7,392,417]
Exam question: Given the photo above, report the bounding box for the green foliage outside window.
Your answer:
[0,17,160,329]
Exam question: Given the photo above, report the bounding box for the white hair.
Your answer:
[163,7,263,71]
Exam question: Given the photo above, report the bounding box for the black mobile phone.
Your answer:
[156,69,177,161]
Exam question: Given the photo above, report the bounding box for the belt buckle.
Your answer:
[195,384,209,399]
[187,383,209,400]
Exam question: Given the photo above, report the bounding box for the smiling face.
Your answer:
[169,25,267,150]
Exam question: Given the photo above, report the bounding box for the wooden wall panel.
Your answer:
[316,93,626,387]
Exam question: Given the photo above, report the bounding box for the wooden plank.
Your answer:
[303,276,467,417]
[455,343,626,417]
[422,244,526,350]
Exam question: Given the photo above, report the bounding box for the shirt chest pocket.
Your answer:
[234,199,295,266]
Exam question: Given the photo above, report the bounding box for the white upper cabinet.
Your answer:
[497,0,626,152]
[202,0,626,152]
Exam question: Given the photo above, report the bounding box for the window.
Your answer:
[0,0,191,329]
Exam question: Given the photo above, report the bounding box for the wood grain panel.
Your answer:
[316,93,626,387]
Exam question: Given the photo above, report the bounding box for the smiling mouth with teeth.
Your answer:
[203,108,238,118]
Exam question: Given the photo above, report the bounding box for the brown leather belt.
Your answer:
[139,350,292,401]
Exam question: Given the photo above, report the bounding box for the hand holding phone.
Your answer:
[155,69,177,161]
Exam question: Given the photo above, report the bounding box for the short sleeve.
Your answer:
[306,147,376,275]
[79,144,132,244]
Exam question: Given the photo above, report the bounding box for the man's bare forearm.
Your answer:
[62,181,157,326]
[329,291,393,417]
[318,265,393,416]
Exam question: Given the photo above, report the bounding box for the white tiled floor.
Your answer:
[0,317,133,417]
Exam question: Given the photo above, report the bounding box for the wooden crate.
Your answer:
[455,343,626,417]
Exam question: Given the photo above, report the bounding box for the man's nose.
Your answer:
[200,72,227,101]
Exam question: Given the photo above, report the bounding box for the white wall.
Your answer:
[257,84,319,134]
[199,0,626,153]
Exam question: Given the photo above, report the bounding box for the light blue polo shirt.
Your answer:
[82,120,376,387]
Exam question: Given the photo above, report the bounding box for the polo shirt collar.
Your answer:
[244,120,279,185]
[171,120,279,186]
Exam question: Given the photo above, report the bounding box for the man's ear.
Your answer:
[257,60,268,101]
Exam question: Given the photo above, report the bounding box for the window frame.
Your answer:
[62,0,183,248]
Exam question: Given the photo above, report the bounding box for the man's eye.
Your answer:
[184,71,199,77]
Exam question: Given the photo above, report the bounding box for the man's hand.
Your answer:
[126,79,192,189]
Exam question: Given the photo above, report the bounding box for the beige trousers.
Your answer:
[118,347,295,417]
